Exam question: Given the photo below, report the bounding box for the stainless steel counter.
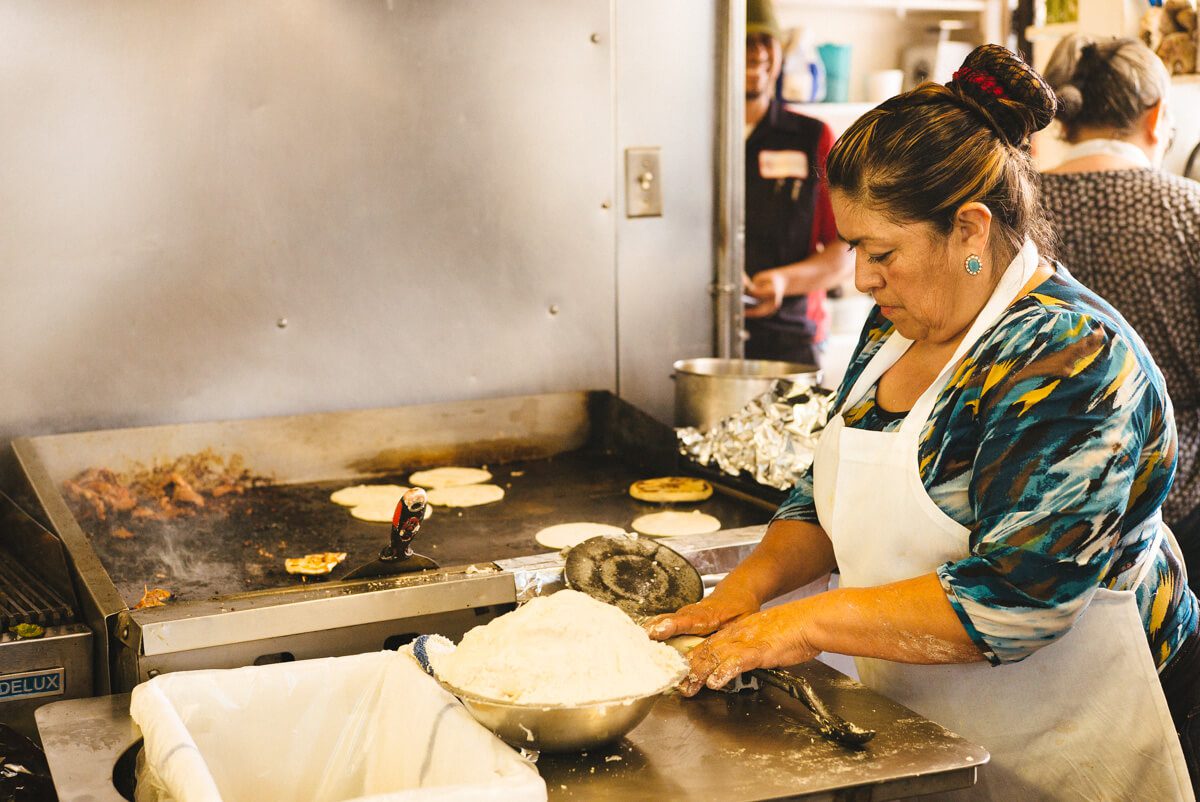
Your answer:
[37,660,987,801]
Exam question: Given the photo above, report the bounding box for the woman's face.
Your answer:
[831,190,993,344]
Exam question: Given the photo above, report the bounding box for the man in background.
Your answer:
[743,0,853,364]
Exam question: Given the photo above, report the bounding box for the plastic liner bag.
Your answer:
[0,723,57,802]
[129,650,546,802]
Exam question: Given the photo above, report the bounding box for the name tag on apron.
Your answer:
[759,150,809,179]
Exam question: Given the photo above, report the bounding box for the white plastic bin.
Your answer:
[129,650,546,802]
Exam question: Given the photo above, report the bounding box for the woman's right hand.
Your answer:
[643,588,761,641]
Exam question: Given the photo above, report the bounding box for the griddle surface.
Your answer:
[76,451,771,606]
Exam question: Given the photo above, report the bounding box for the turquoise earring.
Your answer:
[965,254,983,276]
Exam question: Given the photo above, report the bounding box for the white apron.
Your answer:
[812,241,1193,801]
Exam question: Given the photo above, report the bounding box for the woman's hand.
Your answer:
[643,587,761,641]
[678,603,819,696]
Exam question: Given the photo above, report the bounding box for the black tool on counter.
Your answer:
[566,533,875,748]
[343,488,438,580]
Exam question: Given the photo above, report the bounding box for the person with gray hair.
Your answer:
[1041,35,1200,584]
[1041,40,1200,790]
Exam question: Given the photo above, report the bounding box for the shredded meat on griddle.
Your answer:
[62,449,266,529]
[133,587,172,610]
[62,468,137,521]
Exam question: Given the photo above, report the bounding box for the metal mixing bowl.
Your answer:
[436,671,685,753]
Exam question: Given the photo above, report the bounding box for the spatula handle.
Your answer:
[386,487,427,559]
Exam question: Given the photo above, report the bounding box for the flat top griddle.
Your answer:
[71,449,771,607]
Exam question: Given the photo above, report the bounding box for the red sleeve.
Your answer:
[810,121,838,249]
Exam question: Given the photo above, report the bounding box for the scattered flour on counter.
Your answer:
[430,589,687,705]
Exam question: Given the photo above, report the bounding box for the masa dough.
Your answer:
[409,467,492,488]
[535,522,626,550]
[631,510,721,537]
[329,484,407,507]
[426,483,505,508]
[629,477,713,503]
[430,589,686,705]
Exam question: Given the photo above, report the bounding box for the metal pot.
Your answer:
[672,357,820,431]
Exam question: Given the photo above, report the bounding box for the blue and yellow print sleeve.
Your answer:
[772,269,1198,670]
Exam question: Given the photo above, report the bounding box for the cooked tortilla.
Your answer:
[329,484,407,507]
[408,467,492,488]
[535,522,626,550]
[285,552,348,575]
[631,510,721,537]
[629,476,714,503]
[426,483,505,508]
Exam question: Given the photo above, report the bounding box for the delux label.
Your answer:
[0,668,65,702]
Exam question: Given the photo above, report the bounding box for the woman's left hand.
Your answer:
[678,602,819,697]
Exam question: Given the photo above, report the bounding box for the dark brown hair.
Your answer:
[1043,34,1168,140]
[826,45,1057,263]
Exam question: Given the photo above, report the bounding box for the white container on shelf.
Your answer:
[901,20,975,90]
[865,69,905,102]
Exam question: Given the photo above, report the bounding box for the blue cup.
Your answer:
[818,43,852,103]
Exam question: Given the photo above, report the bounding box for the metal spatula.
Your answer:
[343,487,438,579]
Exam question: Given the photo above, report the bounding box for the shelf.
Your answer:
[780,0,987,11]
[788,103,877,136]
[790,102,876,114]
[1024,21,1079,40]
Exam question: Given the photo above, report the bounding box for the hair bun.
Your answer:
[947,44,1057,145]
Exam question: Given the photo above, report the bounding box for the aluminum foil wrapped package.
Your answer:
[676,380,834,491]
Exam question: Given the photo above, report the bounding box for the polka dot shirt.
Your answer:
[1041,168,1200,526]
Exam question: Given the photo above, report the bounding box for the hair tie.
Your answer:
[952,66,1005,98]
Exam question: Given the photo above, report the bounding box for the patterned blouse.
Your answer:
[1041,169,1200,527]
[773,267,1199,670]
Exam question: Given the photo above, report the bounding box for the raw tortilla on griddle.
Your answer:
[329,484,407,507]
[534,522,626,550]
[329,483,432,521]
[426,483,505,508]
[631,510,721,537]
[350,502,433,522]
[408,467,492,488]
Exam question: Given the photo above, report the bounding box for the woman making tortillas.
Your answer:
[648,45,1199,800]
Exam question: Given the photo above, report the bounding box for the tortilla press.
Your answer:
[563,534,703,618]
[565,533,875,748]
[343,487,439,579]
